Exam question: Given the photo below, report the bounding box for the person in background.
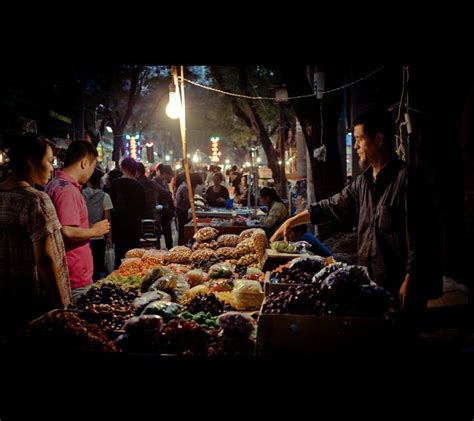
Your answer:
[103,168,122,196]
[271,108,443,337]
[0,133,71,336]
[83,168,113,281]
[175,173,203,245]
[259,187,289,238]
[206,172,229,207]
[135,162,160,220]
[287,224,333,257]
[110,157,145,268]
[153,164,175,250]
[46,141,110,303]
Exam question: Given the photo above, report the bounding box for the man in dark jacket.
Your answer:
[271,109,443,328]
[153,164,175,250]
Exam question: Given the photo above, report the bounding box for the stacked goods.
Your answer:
[191,248,218,261]
[131,291,172,315]
[125,248,147,258]
[76,304,134,336]
[270,255,334,284]
[159,319,211,356]
[194,227,219,243]
[207,312,256,356]
[238,228,257,242]
[262,265,393,317]
[24,311,117,352]
[115,315,164,354]
[232,280,264,310]
[166,246,192,264]
[215,247,240,260]
[73,282,138,308]
[216,234,240,248]
[141,249,168,266]
[184,269,209,287]
[179,310,219,330]
[192,241,219,250]
[184,293,235,316]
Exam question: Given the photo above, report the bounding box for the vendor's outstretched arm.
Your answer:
[270,209,311,242]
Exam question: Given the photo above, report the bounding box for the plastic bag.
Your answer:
[132,290,171,315]
[104,246,115,274]
[125,248,147,258]
[207,278,234,293]
[140,266,169,292]
[166,246,192,264]
[185,269,209,287]
[169,278,190,302]
[287,255,328,272]
[218,311,255,337]
[217,234,240,248]
[122,314,164,334]
[141,300,183,320]
[149,273,181,293]
[194,226,219,242]
[311,262,347,285]
[232,280,264,310]
[208,262,235,279]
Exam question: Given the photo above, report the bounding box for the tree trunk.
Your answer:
[209,65,286,190]
[280,65,345,201]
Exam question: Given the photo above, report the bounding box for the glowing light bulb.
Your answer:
[166,91,181,119]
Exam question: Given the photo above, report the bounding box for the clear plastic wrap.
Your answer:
[132,290,172,315]
[217,311,255,337]
[216,234,240,248]
[287,255,328,272]
[166,246,192,264]
[122,314,164,334]
[208,262,235,279]
[191,248,217,262]
[231,279,264,310]
[238,228,257,242]
[194,226,219,242]
[185,269,209,287]
[125,248,147,258]
[140,300,183,320]
[311,262,347,285]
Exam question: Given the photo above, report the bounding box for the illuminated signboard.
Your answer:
[210,136,220,162]
[125,133,141,160]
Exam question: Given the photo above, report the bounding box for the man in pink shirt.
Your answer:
[46,141,110,303]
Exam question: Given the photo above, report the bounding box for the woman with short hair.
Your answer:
[0,133,71,336]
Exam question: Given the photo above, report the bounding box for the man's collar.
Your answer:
[55,170,82,189]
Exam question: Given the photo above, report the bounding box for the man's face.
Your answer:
[353,124,380,170]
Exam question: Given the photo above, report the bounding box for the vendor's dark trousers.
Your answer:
[160,217,173,249]
[90,239,106,281]
[176,208,190,245]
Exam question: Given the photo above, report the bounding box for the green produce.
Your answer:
[271,241,297,253]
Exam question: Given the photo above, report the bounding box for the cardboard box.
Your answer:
[256,311,392,355]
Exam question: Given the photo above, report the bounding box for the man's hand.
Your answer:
[271,219,291,243]
[92,219,111,237]
[399,273,410,309]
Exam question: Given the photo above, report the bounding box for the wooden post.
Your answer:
[172,66,198,234]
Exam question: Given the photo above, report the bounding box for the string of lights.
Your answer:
[179,66,385,102]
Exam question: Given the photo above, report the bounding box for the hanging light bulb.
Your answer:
[166,83,181,119]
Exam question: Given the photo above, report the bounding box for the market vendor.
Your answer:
[206,172,229,207]
[259,187,289,238]
[271,109,443,331]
